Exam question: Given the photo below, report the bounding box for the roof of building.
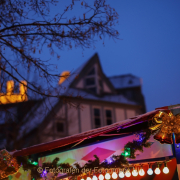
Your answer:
[19,54,141,139]
[109,74,142,89]
[12,105,174,157]
[64,88,138,105]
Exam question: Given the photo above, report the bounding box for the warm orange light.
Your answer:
[169,112,173,117]
[0,80,28,104]
[58,71,70,84]
[159,111,163,117]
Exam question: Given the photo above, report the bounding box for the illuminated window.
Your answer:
[94,108,101,128]
[105,110,112,125]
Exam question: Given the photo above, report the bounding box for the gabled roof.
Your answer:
[18,54,141,140]
[12,106,173,157]
[63,88,138,105]
[109,74,142,89]
[69,53,116,93]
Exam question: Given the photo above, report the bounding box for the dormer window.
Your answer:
[87,67,95,75]
[84,65,104,95]
[85,67,97,94]
[85,78,95,86]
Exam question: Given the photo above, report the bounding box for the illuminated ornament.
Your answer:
[92,175,98,180]
[139,167,145,176]
[87,177,91,180]
[112,172,118,179]
[163,162,169,174]
[149,111,180,144]
[125,169,131,177]
[147,168,153,175]
[119,170,125,178]
[154,131,173,144]
[105,173,110,180]
[163,167,169,174]
[132,167,138,177]
[99,174,104,180]
[122,148,131,157]
[155,165,161,175]
[41,170,47,177]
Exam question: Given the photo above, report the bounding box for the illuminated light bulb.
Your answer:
[112,172,118,179]
[154,167,161,175]
[105,173,110,180]
[119,170,125,178]
[99,174,104,180]
[132,169,138,177]
[139,168,145,176]
[86,177,91,180]
[125,169,131,177]
[92,175,98,180]
[147,168,153,175]
[163,167,169,174]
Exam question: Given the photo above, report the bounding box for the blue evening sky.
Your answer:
[14,0,180,112]
[48,0,180,112]
[48,0,179,112]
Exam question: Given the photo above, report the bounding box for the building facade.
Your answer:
[0,53,146,150]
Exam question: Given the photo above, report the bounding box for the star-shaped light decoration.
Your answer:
[149,111,180,144]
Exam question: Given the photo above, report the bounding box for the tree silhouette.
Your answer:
[0,0,119,98]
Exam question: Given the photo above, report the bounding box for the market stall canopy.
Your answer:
[12,105,179,157]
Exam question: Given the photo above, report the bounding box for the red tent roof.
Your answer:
[12,107,172,157]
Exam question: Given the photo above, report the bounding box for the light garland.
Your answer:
[132,167,138,177]
[99,174,104,180]
[86,177,91,180]
[139,166,145,176]
[105,172,110,180]
[147,163,153,175]
[119,170,125,178]
[3,126,172,180]
[112,172,118,179]
[154,167,161,175]
[92,175,98,180]
[163,162,169,174]
[163,167,169,174]
[125,169,131,177]
[77,161,170,180]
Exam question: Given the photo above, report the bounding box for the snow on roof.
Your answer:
[18,59,140,140]
[19,87,138,140]
[64,88,138,105]
[18,96,58,140]
[19,60,89,139]
[109,74,142,89]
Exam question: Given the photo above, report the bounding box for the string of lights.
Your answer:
[80,161,170,180]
